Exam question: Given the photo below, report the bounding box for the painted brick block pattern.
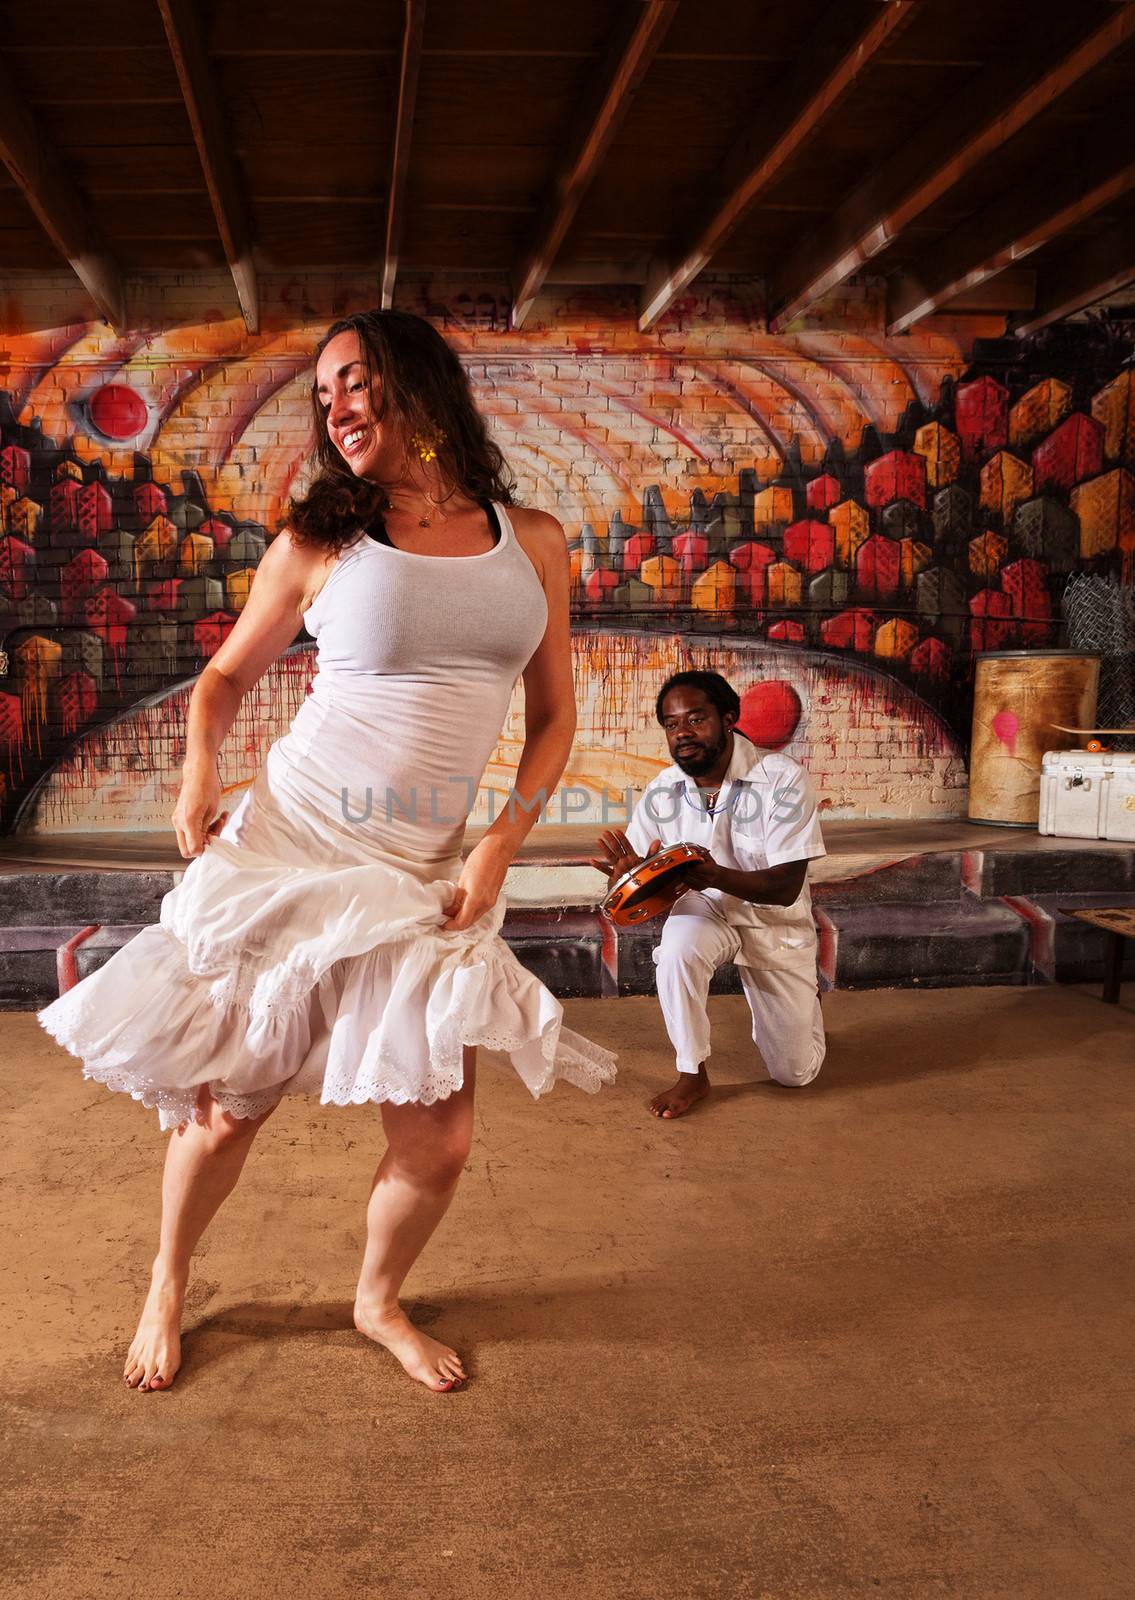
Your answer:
[752,486,794,529]
[691,561,738,610]
[0,445,31,495]
[855,535,902,600]
[1031,413,1105,494]
[830,500,870,567]
[864,450,927,510]
[822,608,876,651]
[1070,469,1135,559]
[969,530,1009,581]
[1091,370,1134,464]
[954,376,1008,460]
[672,530,709,575]
[969,588,1014,652]
[874,618,919,660]
[1001,558,1053,644]
[783,519,835,573]
[910,636,951,681]
[1009,378,1071,449]
[1013,496,1079,571]
[805,473,841,512]
[639,555,682,602]
[979,451,1033,524]
[767,561,803,607]
[913,421,960,489]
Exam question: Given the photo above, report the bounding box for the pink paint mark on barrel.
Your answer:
[991,709,1019,758]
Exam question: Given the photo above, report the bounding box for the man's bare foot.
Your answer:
[123,1263,184,1392]
[354,1300,467,1392]
[648,1067,710,1119]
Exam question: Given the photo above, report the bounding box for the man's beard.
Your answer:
[673,733,727,777]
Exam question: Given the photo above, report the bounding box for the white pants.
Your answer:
[652,893,825,1086]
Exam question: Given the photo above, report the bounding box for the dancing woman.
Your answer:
[38,309,616,1394]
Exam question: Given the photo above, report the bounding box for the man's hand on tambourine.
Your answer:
[680,851,722,892]
[588,829,661,883]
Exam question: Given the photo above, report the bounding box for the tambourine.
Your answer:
[600,841,712,925]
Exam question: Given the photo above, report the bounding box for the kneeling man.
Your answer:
[592,671,826,1118]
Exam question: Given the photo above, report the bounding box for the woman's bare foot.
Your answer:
[354,1300,467,1392]
[124,1263,184,1392]
[649,1065,710,1119]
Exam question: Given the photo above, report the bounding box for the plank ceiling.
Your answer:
[1,0,1133,336]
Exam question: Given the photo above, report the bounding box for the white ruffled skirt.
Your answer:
[36,739,617,1130]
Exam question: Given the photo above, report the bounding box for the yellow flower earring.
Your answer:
[411,424,445,464]
[409,423,448,526]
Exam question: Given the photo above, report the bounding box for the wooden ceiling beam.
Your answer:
[770,4,1135,333]
[511,0,678,330]
[937,266,1036,314]
[637,0,916,332]
[381,0,426,311]
[0,53,126,328]
[157,0,257,331]
[1015,217,1135,336]
[888,156,1135,333]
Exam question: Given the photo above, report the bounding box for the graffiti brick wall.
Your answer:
[1,271,1131,833]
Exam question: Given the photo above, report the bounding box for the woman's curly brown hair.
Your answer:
[286,309,516,551]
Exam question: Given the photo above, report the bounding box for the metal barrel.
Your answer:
[969,650,1101,827]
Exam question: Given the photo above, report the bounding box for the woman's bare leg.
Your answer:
[124,1086,276,1393]
[353,1047,476,1392]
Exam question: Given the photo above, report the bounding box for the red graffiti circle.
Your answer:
[88,384,148,441]
[737,681,802,750]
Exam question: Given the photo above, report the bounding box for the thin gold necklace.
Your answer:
[385,492,448,529]
[418,485,455,528]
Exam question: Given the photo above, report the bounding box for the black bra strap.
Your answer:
[365,500,501,548]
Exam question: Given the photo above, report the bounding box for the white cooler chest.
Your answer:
[1039,750,1135,841]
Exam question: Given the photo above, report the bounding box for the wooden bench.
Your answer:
[1059,907,1135,1004]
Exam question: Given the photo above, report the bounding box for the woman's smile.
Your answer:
[339,425,371,459]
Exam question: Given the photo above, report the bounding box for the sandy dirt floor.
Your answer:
[2,985,1133,1600]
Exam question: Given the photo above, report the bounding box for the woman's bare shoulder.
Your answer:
[266,527,341,609]
[507,506,566,540]
[266,526,335,568]
[507,506,568,584]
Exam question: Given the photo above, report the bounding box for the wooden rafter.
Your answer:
[765,4,1133,331]
[1015,217,1135,336]
[157,0,259,333]
[512,0,678,330]
[889,157,1135,334]
[939,267,1037,314]
[381,0,426,311]
[637,0,915,332]
[0,53,125,329]
[770,4,1135,333]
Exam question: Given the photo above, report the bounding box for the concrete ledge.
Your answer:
[817,898,1030,990]
[2,825,1133,1007]
[0,871,175,925]
[1003,893,1135,984]
[965,847,1135,899]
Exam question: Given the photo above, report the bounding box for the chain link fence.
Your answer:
[1062,573,1135,750]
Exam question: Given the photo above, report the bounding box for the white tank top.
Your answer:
[300,500,547,682]
[277,501,550,873]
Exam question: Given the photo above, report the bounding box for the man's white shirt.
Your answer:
[623,730,826,966]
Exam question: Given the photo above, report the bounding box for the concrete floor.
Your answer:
[3,985,1133,1600]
